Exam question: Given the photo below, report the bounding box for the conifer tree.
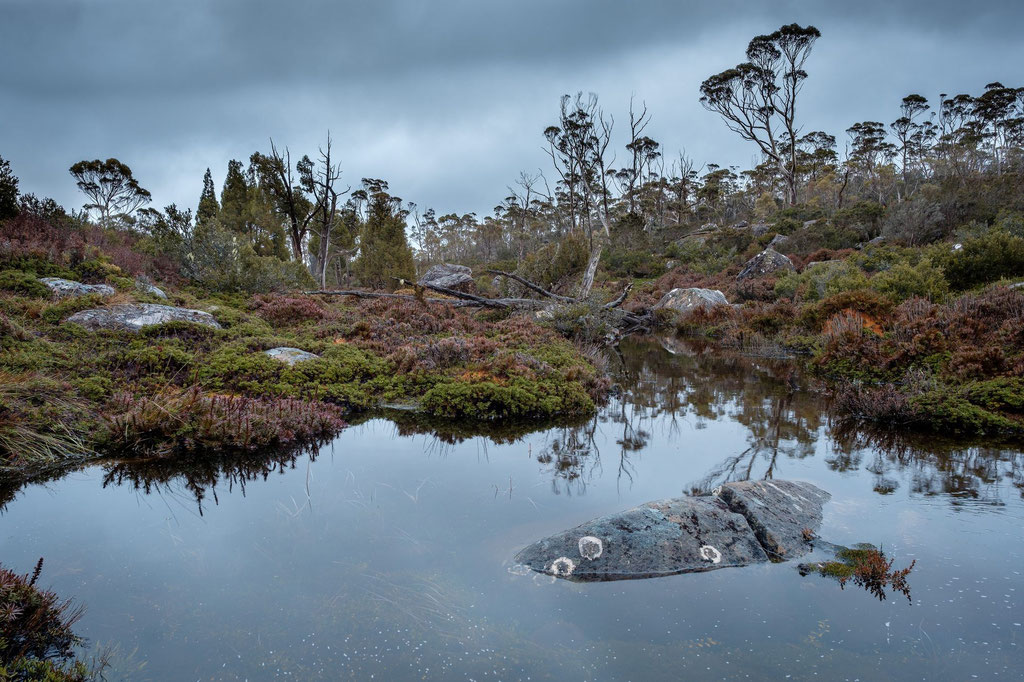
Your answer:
[196,168,219,229]
[0,155,19,221]
[353,179,415,290]
[219,160,249,236]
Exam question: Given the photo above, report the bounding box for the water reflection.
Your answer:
[1,337,1020,516]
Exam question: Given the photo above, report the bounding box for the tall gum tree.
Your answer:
[699,23,821,206]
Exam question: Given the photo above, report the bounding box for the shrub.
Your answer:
[869,258,948,302]
[0,270,49,298]
[517,233,589,291]
[100,388,348,456]
[776,261,870,302]
[250,295,332,326]
[881,198,944,245]
[601,247,664,279]
[0,558,91,680]
[421,376,594,420]
[931,229,1024,290]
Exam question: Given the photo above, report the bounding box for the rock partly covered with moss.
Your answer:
[39,277,115,298]
[514,480,829,581]
[653,287,728,318]
[736,248,795,280]
[419,263,475,292]
[135,277,167,299]
[264,347,320,365]
[65,303,221,332]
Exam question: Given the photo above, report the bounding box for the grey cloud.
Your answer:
[2,0,1023,218]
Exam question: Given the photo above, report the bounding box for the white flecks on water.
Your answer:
[699,545,722,564]
[578,536,604,560]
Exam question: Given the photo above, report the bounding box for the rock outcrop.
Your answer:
[419,264,475,293]
[65,304,221,332]
[264,347,319,365]
[652,288,728,318]
[736,248,795,280]
[513,480,830,582]
[135,278,167,299]
[39,277,115,299]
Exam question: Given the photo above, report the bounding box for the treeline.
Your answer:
[1,23,1023,295]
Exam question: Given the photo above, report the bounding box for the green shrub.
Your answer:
[869,258,948,302]
[931,229,1024,290]
[776,261,870,301]
[601,247,664,278]
[0,269,49,298]
[421,377,593,420]
[41,294,105,324]
[517,234,589,289]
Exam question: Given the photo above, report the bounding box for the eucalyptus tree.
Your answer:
[890,94,932,184]
[700,23,821,206]
[972,82,1023,174]
[68,158,151,227]
[543,92,615,298]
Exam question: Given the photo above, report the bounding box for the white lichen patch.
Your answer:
[578,536,603,560]
[550,557,576,577]
[699,545,722,564]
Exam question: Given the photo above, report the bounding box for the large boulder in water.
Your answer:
[715,480,830,560]
[652,288,728,318]
[514,480,829,582]
[65,304,221,332]
[419,264,475,293]
[736,248,794,280]
[39,277,115,299]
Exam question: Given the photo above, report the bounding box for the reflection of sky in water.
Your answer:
[1,337,1022,680]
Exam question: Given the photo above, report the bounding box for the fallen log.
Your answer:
[485,269,575,303]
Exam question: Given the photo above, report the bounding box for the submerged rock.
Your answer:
[39,277,115,299]
[736,248,795,280]
[265,347,319,365]
[514,479,830,582]
[419,264,475,292]
[65,304,221,332]
[652,288,728,318]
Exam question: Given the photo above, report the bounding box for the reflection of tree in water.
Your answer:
[611,337,823,494]
[614,337,1023,506]
[829,423,1024,505]
[101,442,327,516]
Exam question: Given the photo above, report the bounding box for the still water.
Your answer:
[2,338,1023,680]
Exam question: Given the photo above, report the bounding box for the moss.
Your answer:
[908,389,1020,435]
[40,294,104,324]
[107,274,135,291]
[422,376,593,420]
[0,269,50,298]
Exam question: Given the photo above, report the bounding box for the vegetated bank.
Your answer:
[0,212,609,476]
[622,209,1024,437]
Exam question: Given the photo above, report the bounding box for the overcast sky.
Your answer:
[2,0,1022,219]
